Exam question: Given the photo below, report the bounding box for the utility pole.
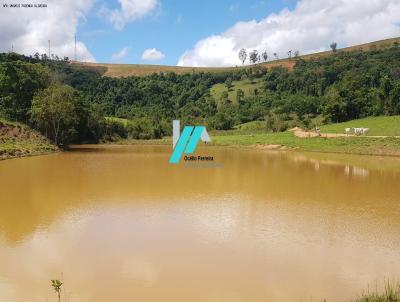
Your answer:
[48,40,51,58]
[74,35,77,61]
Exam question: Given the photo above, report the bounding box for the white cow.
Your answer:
[361,128,369,135]
[353,127,369,136]
[353,128,363,136]
[345,128,351,135]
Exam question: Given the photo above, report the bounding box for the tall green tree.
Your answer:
[249,50,259,64]
[238,48,247,65]
[31,85,78,147]
[262,51,268,62]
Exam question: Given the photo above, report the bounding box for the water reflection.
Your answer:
[290,153,373,178]
[0,145,399,302]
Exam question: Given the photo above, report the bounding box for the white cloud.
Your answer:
[178,0,400,67]
[111,47,129,61]
[0,0,95,62]
[101,0,159,30]
[141,48,165,61]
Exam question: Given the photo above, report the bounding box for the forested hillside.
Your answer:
[0,40,399,146]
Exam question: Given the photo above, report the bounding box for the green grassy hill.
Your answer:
[210,79,263,104]
[211,131,400,156]
[0,119,57,160]
[320,116,400,136]
[233,120,268,132]
[105,116,129,126]
[207,116,400,156]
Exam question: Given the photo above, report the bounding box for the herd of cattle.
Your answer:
[345,127,370,135]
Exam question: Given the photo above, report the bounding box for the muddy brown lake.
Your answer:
[0,145,400,302]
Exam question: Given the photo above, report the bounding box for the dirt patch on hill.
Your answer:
[0,121,57,160]
[289,127,349,138]
[289,127,320,138]
[0,121,41,139]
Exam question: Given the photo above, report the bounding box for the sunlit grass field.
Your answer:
[210,131,400,156]
[105,116,130,126]
[210,79,263,104]
[320,116,400,136]
[120,130,400,157]
[113,115,400,156]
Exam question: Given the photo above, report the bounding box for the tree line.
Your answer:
[238,42,339,65]
[238,48,300,65]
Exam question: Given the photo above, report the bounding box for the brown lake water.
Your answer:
[0,145,400,302]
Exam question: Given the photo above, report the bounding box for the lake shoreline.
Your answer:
[0,148,58,161]
[106,132,400,158]
[2,131,400,162]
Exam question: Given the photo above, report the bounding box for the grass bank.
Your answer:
[211,131,400,156]
[208,116,400,156]
[0,119,58,160]
[354,282,400,302]
[95,116,400,157]
[320,116,400,136]
[116,130,400,157]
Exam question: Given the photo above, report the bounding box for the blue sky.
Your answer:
[79,0,297,65]
[1,0,399,66]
